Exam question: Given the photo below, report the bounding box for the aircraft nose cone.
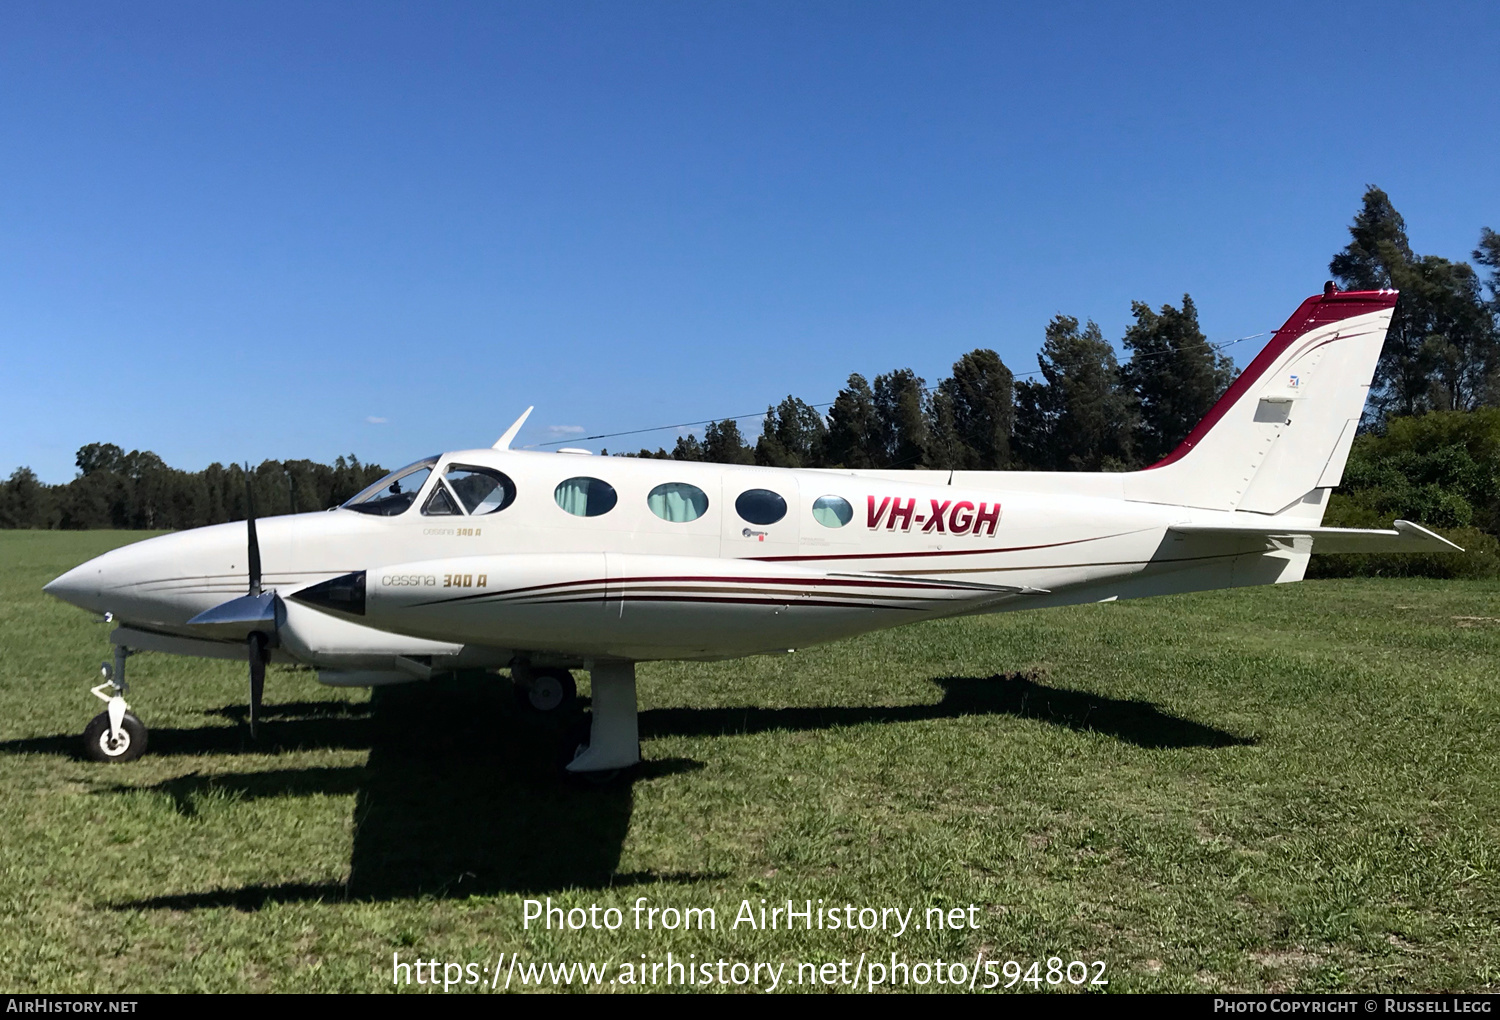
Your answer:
[43,562,103,612]
[292,571,367,616]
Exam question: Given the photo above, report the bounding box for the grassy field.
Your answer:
[2,530,1498,994]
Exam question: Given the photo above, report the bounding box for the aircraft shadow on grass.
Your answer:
[0,672,1252,910]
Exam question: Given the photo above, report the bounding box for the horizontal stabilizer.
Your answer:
[1168,519,1463,554]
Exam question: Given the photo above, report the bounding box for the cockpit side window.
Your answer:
[445,465,517,515]
[341,458,438,516]
[422,483,462,516]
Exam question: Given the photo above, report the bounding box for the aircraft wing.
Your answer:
[1168,519,1463,554]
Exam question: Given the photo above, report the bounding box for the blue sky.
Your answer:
[2,1,1496,482]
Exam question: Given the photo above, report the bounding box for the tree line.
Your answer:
[621,292,1236,473]
[623,187,1498,473]
[0,445,387,530]
[3,187,1496,535]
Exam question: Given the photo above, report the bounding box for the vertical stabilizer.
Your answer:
[1123,288,1397,514]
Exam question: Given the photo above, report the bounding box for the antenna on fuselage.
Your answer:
[493,406,534,450]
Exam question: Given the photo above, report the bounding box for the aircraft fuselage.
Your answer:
[44,449,1308,671]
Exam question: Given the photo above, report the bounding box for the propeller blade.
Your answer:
[245,463,262,597]
[248,631,267,739]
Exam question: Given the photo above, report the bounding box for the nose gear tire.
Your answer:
[83,711,148,763]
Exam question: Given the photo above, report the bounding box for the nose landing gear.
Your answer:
[83,646,148,764]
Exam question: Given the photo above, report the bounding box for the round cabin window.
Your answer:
[735,488,787,526]
[647,482,709,522]
[811,494,853,528]
[554,477,618,517]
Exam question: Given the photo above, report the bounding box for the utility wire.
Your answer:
[525,329,1271,449]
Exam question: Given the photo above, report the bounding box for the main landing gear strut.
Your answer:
[83,644,148,764]
[566,662,640,776]
[513,660,641,776]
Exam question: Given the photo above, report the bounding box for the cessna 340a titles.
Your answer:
[44,286,1460,772]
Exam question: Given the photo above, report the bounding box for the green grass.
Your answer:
[3,529,1499,993]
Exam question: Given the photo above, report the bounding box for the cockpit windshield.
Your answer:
[340,457,439,516]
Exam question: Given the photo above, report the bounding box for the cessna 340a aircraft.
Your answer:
[44,285,1460,771]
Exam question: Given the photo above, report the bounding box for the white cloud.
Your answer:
[547,425,585,436]
[366,416,389,424]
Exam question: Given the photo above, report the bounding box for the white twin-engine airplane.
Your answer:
[45,286,1460,771]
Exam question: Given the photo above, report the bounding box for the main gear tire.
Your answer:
[519,668,577,713]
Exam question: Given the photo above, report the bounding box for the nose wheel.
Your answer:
[83,709,148,763]
[83,646,149,764]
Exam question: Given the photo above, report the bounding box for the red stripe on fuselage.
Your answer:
[407,572,998,608]
[404,533,1134,608]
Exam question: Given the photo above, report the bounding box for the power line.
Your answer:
[526,329,1270,449]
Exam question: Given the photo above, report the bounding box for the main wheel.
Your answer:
[83,711,148,764]
[520,668,577,713]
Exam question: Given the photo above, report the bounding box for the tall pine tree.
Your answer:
[1474,226,1500,403]
[926,349,1014,469]
[702,419,755,465]
[755,396,828,468]
[1014,315,1135,470]
[670,435,705,461]
[1405,256,1493,412]
[1330,187,1425,417]
[1477,227,1500,308]
[1121,295,1235,464]
[872,369,928,468]
[1331,187,1498,416]
[825,374,878,468]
